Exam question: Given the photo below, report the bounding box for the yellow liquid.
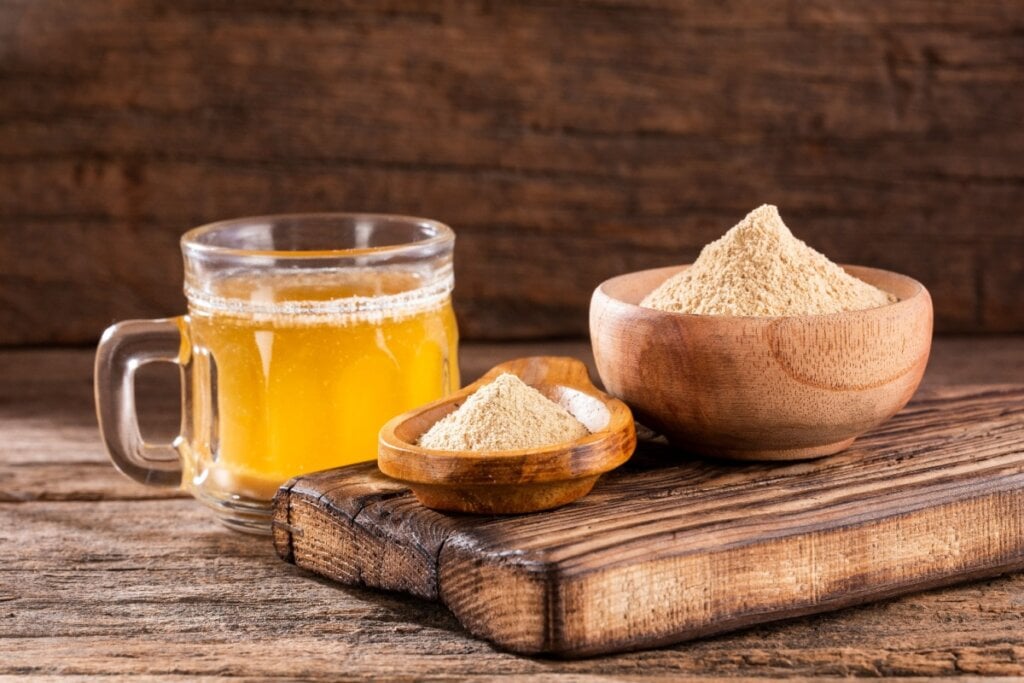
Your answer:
[187,271,458,501]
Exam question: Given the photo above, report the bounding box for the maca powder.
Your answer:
[418,373,590,452]
[641,205,896,316]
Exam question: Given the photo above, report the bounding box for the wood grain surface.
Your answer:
[2,1,1023,344]
[276,385,1024,656]
[3,340,1024,677]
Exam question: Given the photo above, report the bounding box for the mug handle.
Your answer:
[94,317,190,487]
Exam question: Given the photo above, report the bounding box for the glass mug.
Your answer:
[95,214,459,533]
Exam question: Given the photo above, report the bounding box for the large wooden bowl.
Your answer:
[590,265,933,460]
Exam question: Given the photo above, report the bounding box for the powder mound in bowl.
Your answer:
[417,373,591,452]
[640,204,897,316]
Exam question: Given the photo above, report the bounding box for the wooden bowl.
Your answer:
[378,356,637,514]
[590,265,933,461]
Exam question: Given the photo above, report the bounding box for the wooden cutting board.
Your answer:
[272,385,1024,658]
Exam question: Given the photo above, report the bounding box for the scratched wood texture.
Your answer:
[1,1,1023,344]
[275,386,1024,657]
[2,339,1024,677]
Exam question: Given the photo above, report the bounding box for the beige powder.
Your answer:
[640,204,896,316]
[417,373,590,452]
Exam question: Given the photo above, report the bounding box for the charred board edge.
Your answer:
[269,385,1024,657]
[456,480,1024,657]
[273,467,1024,657]
[274,466,457,601]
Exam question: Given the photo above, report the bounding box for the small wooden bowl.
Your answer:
[378,356,637,514]
[590,265,933,461]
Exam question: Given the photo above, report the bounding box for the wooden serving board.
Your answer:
[273,386,1024,658]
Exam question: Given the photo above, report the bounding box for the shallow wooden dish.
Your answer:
[590,265,933,461]
[378,356,636,514]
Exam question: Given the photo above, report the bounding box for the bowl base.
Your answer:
[410,476,601,515]
[682,437,857,462]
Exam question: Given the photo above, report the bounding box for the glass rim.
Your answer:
[181,212,455,260]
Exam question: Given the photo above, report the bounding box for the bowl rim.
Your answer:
[377,357,638,485]
[594,264,930,322]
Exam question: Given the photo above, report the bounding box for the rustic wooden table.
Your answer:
[3,338,1024,679]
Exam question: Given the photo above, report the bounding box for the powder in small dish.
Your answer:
[417,373,590,452]
[640,204,896,316]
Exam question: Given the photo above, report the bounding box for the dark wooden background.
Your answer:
[2,0,1022,344]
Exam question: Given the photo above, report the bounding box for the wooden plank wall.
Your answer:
[2,0,1022,343]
